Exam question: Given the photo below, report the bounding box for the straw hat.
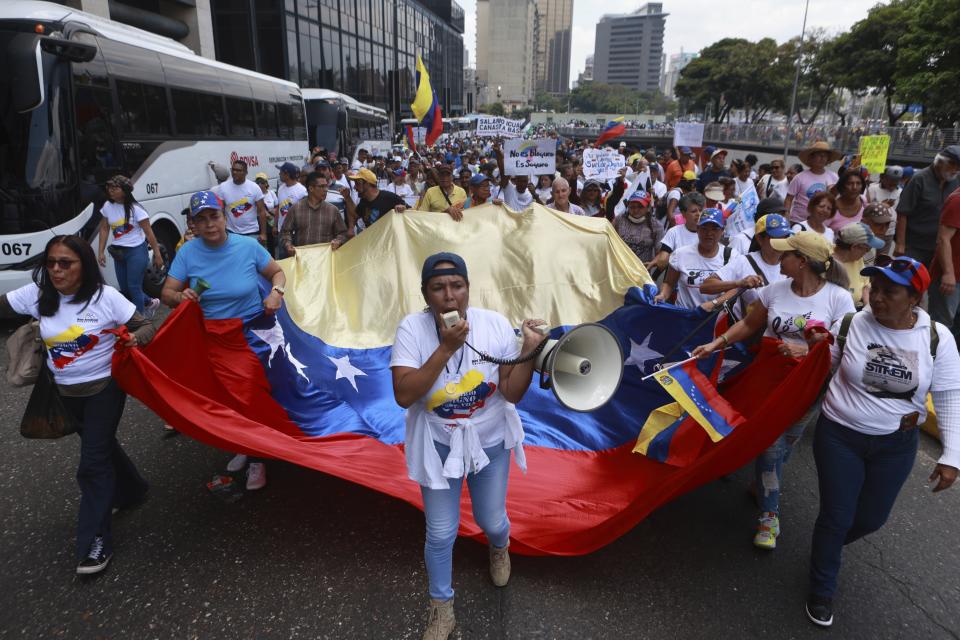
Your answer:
[798,141,842,166]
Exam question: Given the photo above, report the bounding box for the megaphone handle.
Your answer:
[538,367,552,390]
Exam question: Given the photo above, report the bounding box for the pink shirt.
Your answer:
[824,196,866,232]
[786,169,839,222]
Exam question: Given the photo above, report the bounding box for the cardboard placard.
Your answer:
[503,138,556,176]
[673,122,705,148]
[858,135,891,176]
[582,148,625,181]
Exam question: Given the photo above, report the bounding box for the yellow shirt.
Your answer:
[840,257,868,308]
[418,185,467,212]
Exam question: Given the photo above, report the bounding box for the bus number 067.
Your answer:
[145,183,159,194]
[1,243,31,257]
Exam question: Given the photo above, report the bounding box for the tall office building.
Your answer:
[210,0,465,118]
[660,51,698,99]
[592,3,667,92]
[534,0,573,95]
[475,0,538,108]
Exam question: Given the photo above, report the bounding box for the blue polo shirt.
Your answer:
[169,233,271,320]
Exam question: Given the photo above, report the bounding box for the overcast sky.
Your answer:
[459,0,884,87]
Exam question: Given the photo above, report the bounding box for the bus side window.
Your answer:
[74,85,120,183]
[255,101,278,138]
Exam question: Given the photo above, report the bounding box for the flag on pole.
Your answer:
[411,55,443,147]
[405,125,417,152]
[651,358,745,442]
[595,116,626,147]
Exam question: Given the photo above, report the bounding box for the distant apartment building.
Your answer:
[592,2,667,92]
[660,51,698,99]
[476,0,537,107]
[534,0,573,95]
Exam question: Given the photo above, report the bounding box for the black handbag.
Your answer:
[107,245,125,262]
[19,364,80,439]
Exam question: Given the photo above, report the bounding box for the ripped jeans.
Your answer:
[756,400,821,514]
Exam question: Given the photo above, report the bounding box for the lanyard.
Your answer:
[436,325,465,375]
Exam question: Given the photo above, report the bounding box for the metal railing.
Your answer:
[556,124,960,164]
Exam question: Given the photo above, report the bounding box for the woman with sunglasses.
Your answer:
[803,257,960,627]
[693,232,855,551]
[2,236,155,575]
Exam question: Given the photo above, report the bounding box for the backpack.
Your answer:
[836,312,939,361]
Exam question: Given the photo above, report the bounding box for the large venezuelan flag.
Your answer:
[411,55,443,147]
[595,116,626,147]
[113,203,830,556]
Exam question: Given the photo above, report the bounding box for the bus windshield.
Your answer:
[0,29,79,235]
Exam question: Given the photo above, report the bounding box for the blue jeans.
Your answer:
[61,380,149,561]
[809,416,918,599]
[755,400,819,513]
[420,441,512,601]
[112,241,148,313]
[928,279,960,343]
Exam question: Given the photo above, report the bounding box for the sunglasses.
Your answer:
[46,258,79,270]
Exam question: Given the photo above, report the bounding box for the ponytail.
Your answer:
[808,255,849,289]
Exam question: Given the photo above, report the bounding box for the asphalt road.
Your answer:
[0,316,958,640]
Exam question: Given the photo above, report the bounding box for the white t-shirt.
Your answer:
[790,221,836,244]
[215,179,264,234]
[667,187,683,204]
[276,182,307,233]
[262,189,278,213]
[823,309,960,448]
[728,230,753,256]
[535,187,553,202]
[384,182,418,208]
[669,244,738,309]
[7,283,135,385]
[659,224,698,253]
[714,250,786,310]
[758,175,789,201]
[865,183,902,210]
[757,279,856,344]
[734,177,754,197]
[390,307,525,489]
[500,182,534,211]
[101,201,148,248]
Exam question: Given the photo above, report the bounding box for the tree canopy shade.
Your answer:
[896,0,960,127]
[568,82,675,116]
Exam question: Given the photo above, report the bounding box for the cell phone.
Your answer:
[441,311,460,329]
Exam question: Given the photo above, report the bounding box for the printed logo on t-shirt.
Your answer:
[862,342,918,399]
[227,197,253,218]
[805,183,827,199]
[110,219,134,238]
[770,311,813,338]
[426,369,496,420]
[45,325,99,369]
[368,209,382,224]
[684,269,716,286]
[277,197,294,217]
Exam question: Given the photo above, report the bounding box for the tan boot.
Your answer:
[489,543,511,587]
[422,597,455,640]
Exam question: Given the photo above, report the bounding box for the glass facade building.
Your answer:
[210,0,464,123]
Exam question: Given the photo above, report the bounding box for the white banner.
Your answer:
[724,185,760,236]
[503,138,556,176]
[673,122,705,148]
[502,118,524,138]
[475,116,526,138]
[582,148,625,181]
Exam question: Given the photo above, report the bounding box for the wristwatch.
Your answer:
[272,285,286,296]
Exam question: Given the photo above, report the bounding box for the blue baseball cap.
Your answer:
[755,213,792,238]
[698,207,725,227]
[627,190,652,206]
[421,252,469,286]
[679,146,693,155]
[704,145,717,155]
[469,174,492,186]
[189,191,222,217]
[902,166,915,178]
[861,256,931,294]
[276,161,300,176]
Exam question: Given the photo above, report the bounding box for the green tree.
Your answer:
[896,0,960,127]
[479,102,506,116]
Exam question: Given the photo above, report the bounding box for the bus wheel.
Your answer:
[143,223,179,298]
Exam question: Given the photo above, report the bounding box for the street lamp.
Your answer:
[784,0,811,164]
[497,85,502,100]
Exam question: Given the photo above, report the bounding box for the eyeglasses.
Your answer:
[311,184,329,190]
[46,258,78,270]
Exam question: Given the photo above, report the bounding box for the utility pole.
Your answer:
[784,0,811,164]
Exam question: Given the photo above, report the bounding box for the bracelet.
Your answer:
[719,334,729,346]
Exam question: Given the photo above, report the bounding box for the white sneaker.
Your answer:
[226,454,248,472]
[246,462,266,490]
[144,297,160,320]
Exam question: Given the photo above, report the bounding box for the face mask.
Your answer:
[628,214,645,222]
[944,171,959,182]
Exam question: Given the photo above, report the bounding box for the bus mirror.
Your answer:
[40,36,96,62]
[10,34,43,113]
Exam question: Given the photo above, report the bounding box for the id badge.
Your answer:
[442,372,461,398]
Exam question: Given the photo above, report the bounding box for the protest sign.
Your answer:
[502,118,524,138]
[503,138,556,176]
[858,135,890,176]
[724,185,760,237]
[673,122,705,148]
[476,117,503,137]
[582,148,625,181]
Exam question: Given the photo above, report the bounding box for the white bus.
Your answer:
[0,1,308,297]
[301,88,389,160]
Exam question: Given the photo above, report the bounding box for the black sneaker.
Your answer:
[806,595,834,627]
[76,536,112,575]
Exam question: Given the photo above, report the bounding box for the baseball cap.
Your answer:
[756,196,786,217]
[421,252,468,286]
[902,166,915,178]
[709,148,728,160]
[337,157,349,166]
[188,190,223,217]
[253,172,269,183]
[837,222,885,249]
[276,162,300,177]
[755,214,792,238]
[941,145,960,164]
[769,231,833,263]
[347,168,378,185]
[435,164,453,175]
[863,202,894,224]
[704,182,725,201]
[704,145,717,155]
[315,159,330,168]
[698,208,724,227]
[679,146,693,155]
[582,179,607,192]
[627,190,652,206]
[469,173,492,186]
[882,166,903,180]
[393,168,407,177]
[861,256,930,294]
[681,170,697,181]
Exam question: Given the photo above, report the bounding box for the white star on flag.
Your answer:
[285,345,309,382]
[327,354,366,391]
[624,333,663,372]
[251,321,287,365]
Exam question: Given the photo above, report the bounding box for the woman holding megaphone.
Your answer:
[390,252,543,640]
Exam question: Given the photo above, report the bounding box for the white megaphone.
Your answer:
[533,323,624,412]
